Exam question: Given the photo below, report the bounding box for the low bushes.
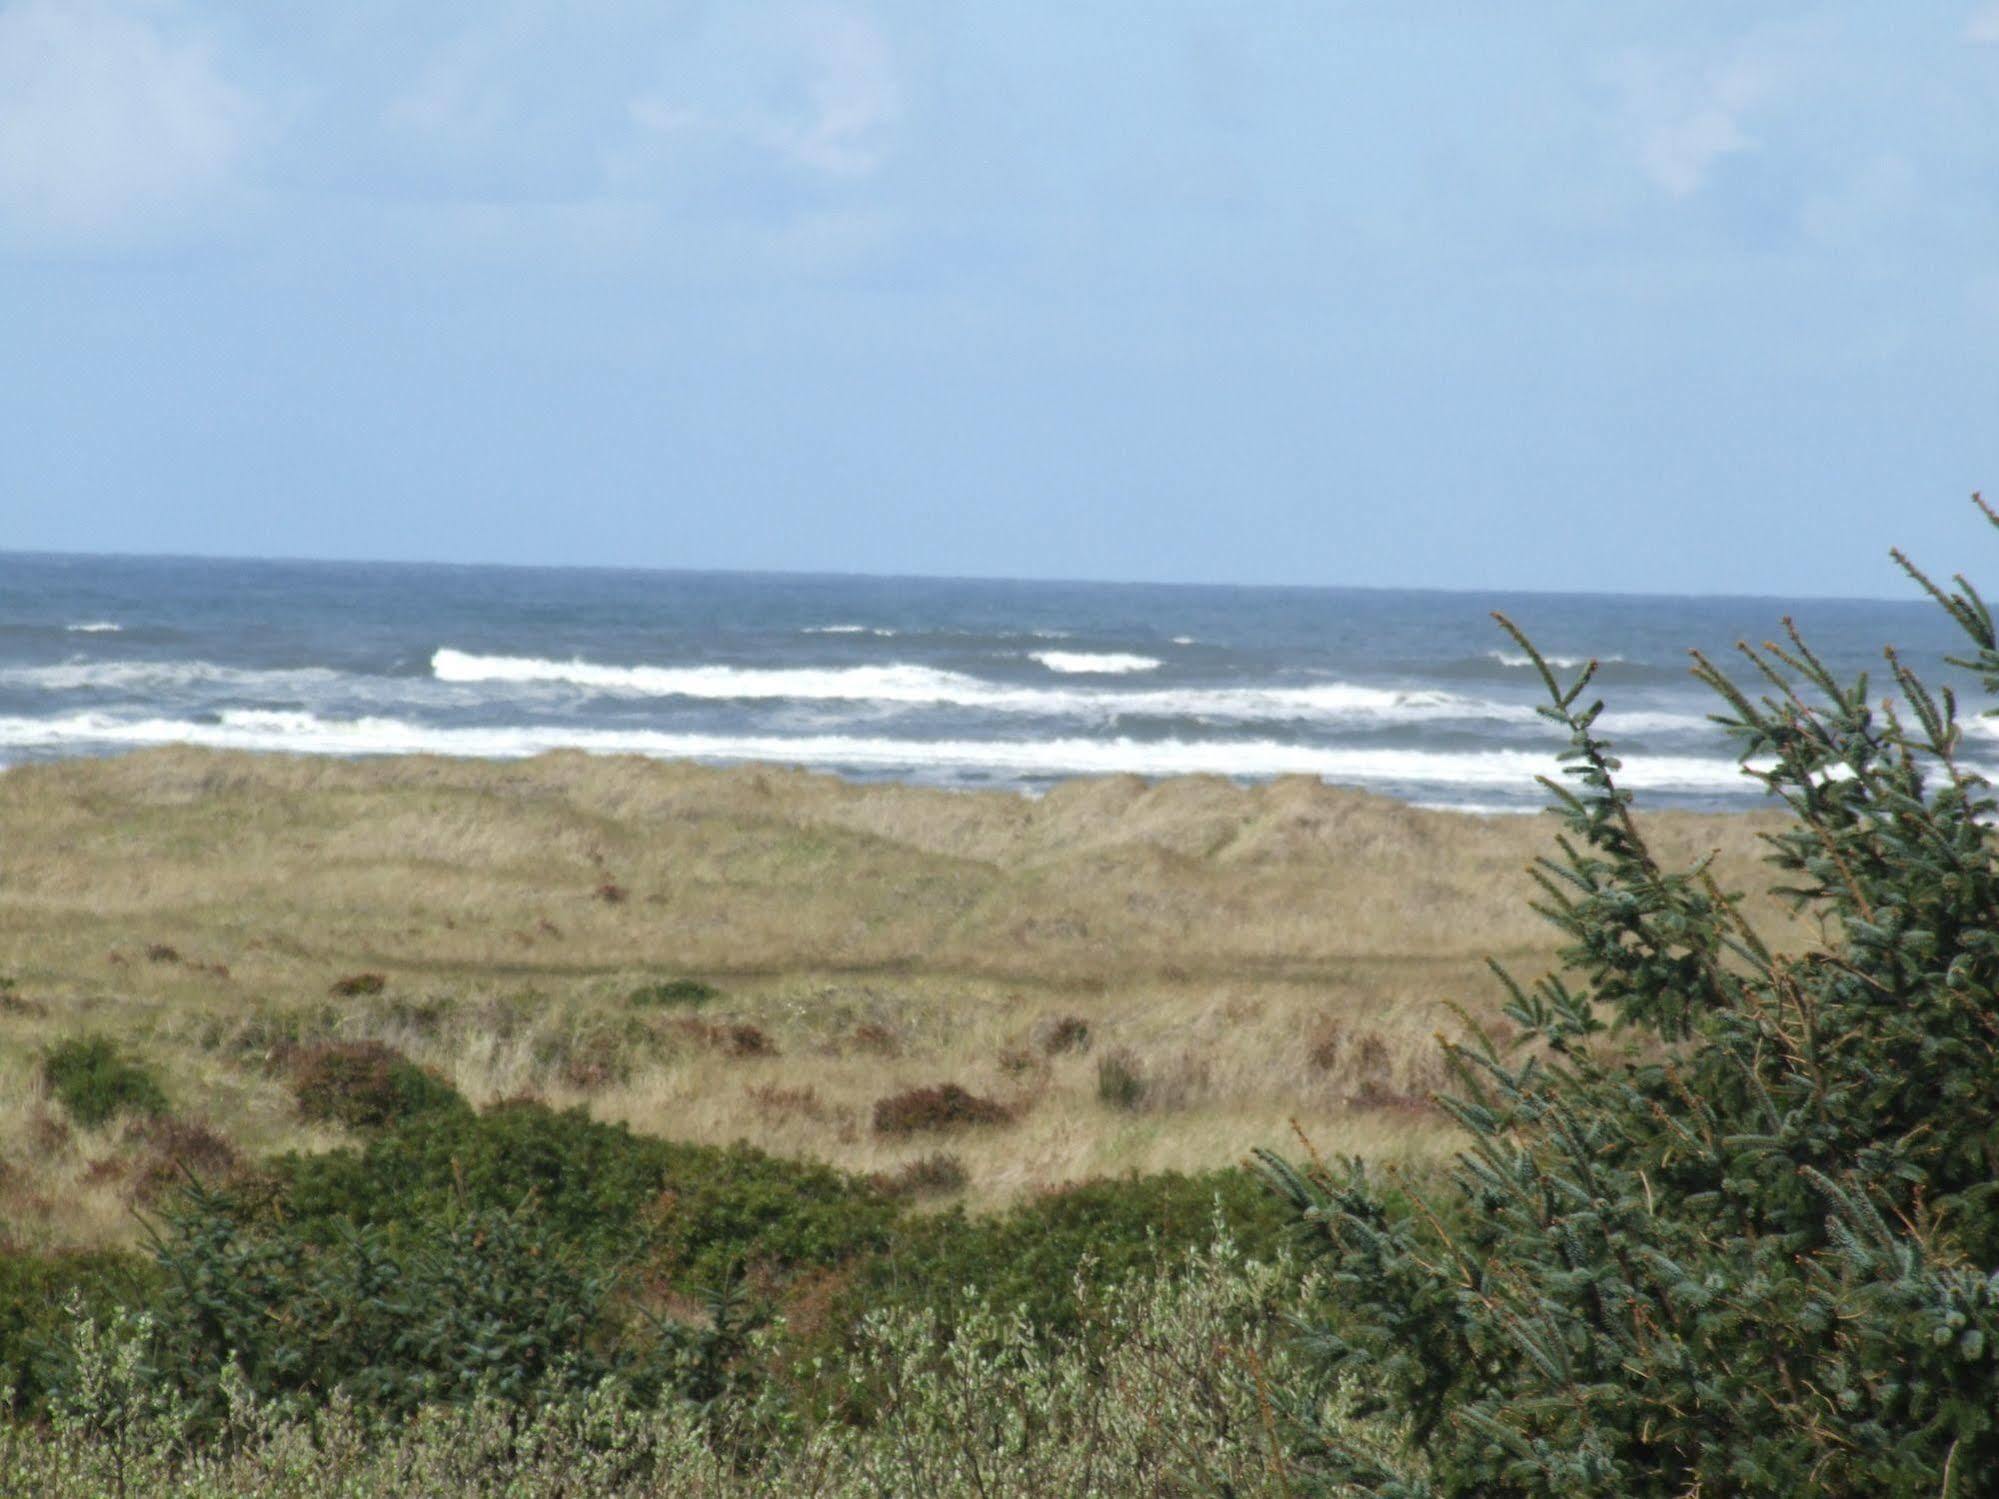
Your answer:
[3,1233,1398,1497]
[850,1169,1293,1340]
[629,978,719,1009]
[665,1017,775,1057]
[1095,1050,1145,1111]
[41,1038,167,1127]
[872,1152,968,1199]
[328,972,387,998]
[1033,1014,1092,1055]
[0,1091,1299,1453]
[129,1115,241,1201]
[266,1098,898,1285]
[872,1083,1013,1137]
[0,1247,160,1416]
[288,1041,467,1131]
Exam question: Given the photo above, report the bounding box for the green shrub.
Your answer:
[0,1248,160,1417]
[267,1098,898,1285]
[873,1152,968,1199]
[629,978,719,1009]
[3,1232,1402,1496]
[1095,1049,1145,1110]
[41,1037,167,1127]
[1263,513,1999,1495]
[145,1186,634,1416]
[849,1167,1293,1342]
[288,1041,466,1131]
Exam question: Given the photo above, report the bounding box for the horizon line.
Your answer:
[0,543,1932,609]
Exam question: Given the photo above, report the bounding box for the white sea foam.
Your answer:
[1171,636,1196,646]
[65,621,122,633]
[803,625,897,636]
[1031,651,1162,675]
[429,648,1572,726]
[0,708,1789,793]
[0,660,345,693]
[1489,650,1626,670]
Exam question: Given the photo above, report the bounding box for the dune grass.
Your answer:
[0,747,1799,1249]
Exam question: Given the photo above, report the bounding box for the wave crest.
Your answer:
[1031,651,1162,675]
[0,708,1773,793]
[430,647,1549,725]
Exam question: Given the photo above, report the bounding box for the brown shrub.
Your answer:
[290,1040,462,1129]
[996,1047,1042,1077]
[595,881,627,904]
[144,944,181,965]
[1306,1019,1345,1072]
[872,1083,1013,1138]
[670,1018,777,1058]
[29,1109,71,1155]
[535,1023,641,1091]
[1033,1015,1092,1056]
[1351,1032,1393,1091]
[329,972,386,998]
[131,1115,241,1201]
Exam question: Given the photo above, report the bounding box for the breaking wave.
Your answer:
[428,648,1557,726]
[0,709,1779,793]
[1031,651,1162,675]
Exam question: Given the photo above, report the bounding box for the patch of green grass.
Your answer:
[41,1037,168,1127]
[628,978,720,1009]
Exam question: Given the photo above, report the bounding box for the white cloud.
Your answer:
[1970,4,1999,43]
[1606,48,1774,197]
[0,0,249,234]
[628,5,900,179]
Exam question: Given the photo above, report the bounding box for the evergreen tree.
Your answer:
[1262,500,1999,1496]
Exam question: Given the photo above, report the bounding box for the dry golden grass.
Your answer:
[0,747,1802,1247]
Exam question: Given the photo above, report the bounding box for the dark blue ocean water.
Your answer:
[1,551,1989,813]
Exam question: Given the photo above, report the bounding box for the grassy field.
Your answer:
[0,747,1799,1249]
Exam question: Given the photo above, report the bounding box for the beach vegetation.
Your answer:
[288,1040,466,1131]
[629,977,720,1008]
[871,1083,1014,1137]
[1094,1048,1146,1111]
[1262,507,1999,1493]
[41,1038,168,1129]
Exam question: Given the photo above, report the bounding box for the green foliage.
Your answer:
[629,978,720,1009]
[0,1249,160,1417]
[42,1037,167,1127]
[139,1185,626,1417]
[1261,505,1999,1495]
[3,1231,1397,1497]
[288,1041,467,1131]
[854,1168,1293,1340]
[263,1097,898,1284]
[1095,1049,1146,1110]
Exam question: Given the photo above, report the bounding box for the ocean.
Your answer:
[1,551,1989,815]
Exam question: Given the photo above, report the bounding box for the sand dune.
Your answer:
[0,748,1798,1248]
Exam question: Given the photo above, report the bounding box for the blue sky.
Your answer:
[3,3,1997,596]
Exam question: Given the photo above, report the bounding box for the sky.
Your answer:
[3,3,1998,597]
